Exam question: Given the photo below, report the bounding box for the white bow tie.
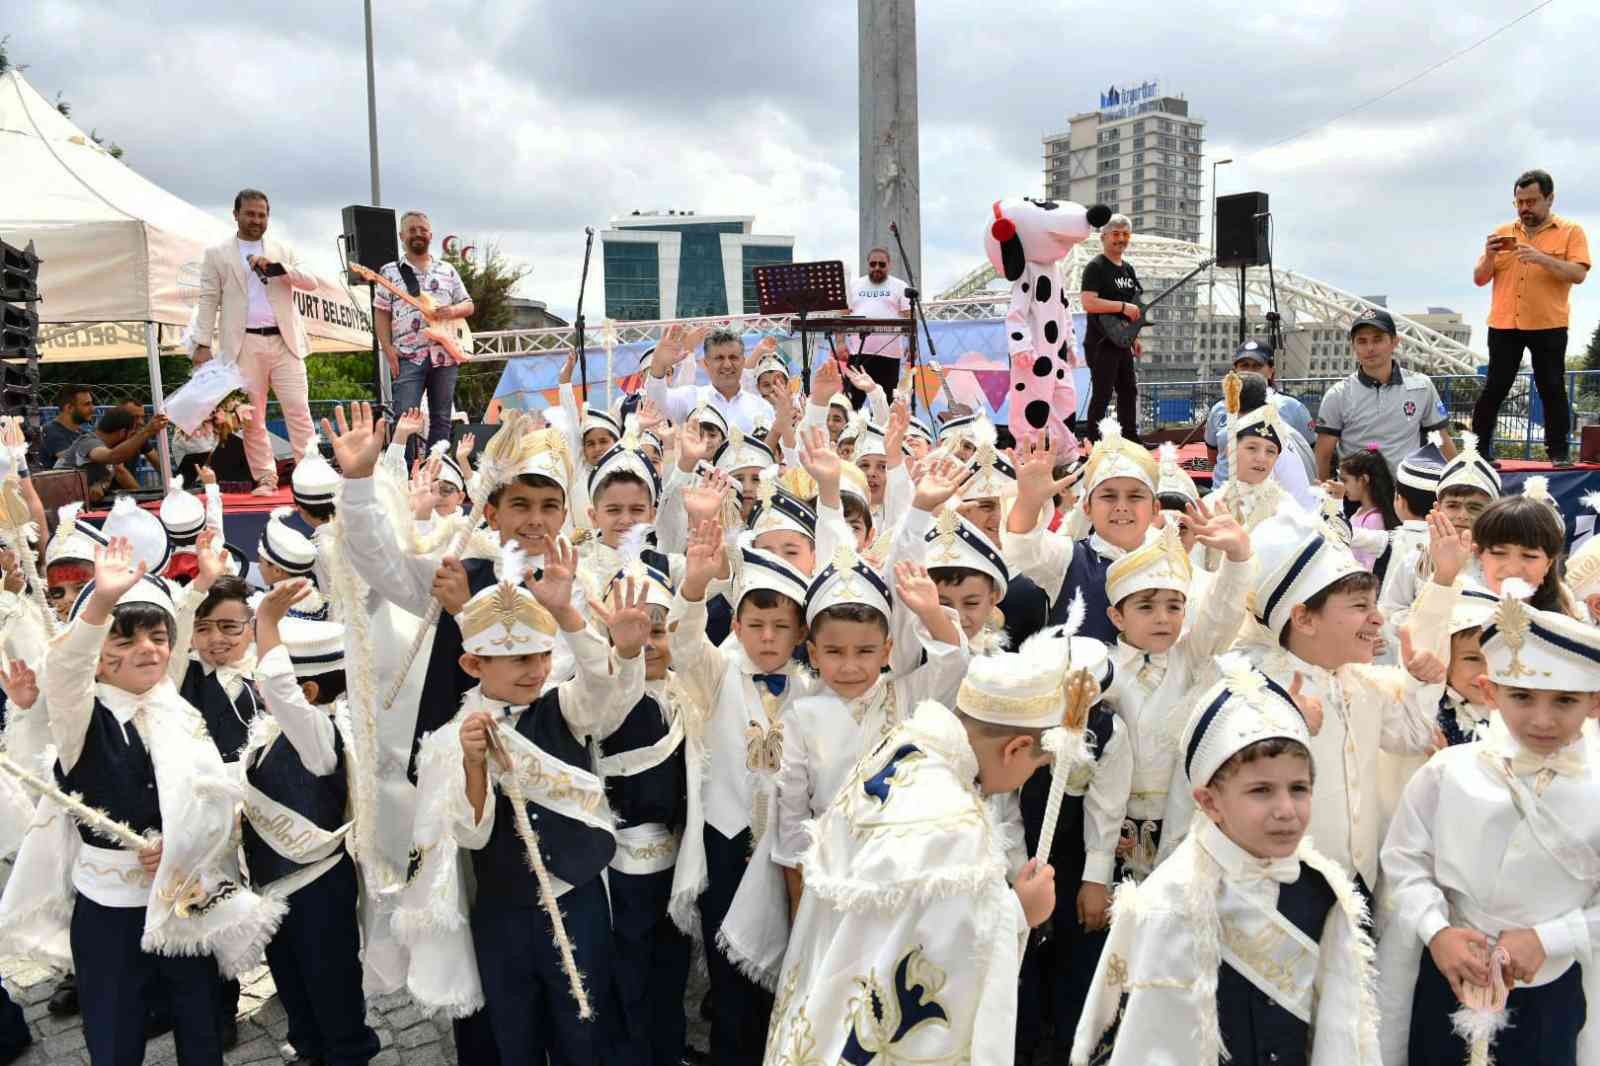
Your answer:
[1240,855,1303,885]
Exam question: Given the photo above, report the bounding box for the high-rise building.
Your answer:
[601,212,794,321]
[1043,81,1205,367]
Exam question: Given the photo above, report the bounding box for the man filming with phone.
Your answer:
[1470,169,1590,466]
[193,188,319,495]
[1079,213,1143,443]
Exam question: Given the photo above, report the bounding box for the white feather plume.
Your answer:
[268,505,296,523]
[1582,490,1600,515]
[58,501,84,529]
[1501,577,1537,602]
[1157,441,1179,467]
[302,424,322,462]
[1458,429,1479,455]
[427,439,449,460]
[166,473,187,496]
[495,539,528,586]
[1097,417,1123,445]
[108,495,138,520]
[1522,474,1553,504]
[1427,430,1443,450]
[617,522,652,570]
[972,413,998,450]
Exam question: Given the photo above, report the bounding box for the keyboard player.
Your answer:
[842,247,913,404]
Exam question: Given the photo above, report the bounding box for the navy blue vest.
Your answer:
[1436,697,1477,748]
[241,726,349,887]
[472,692,616,911]
[56,702,162,844]
[601,693,688,940]
[1214,863,1336,1066]
[1051,540,1119,644]
[1019,706,1118,884]
[409,557,498,781]
[1000,573,1050,651]
[179,659,259,763]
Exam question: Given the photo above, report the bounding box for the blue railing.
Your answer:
[1138,370,1600,461]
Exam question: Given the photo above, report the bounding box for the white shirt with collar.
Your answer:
[237,238,277,329]
[644,374,774,435]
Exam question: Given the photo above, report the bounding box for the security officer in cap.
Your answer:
[1203,338,1314,485]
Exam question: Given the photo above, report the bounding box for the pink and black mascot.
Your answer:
[984,197,1112,455]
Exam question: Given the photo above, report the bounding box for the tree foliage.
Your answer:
[446,242,530,333]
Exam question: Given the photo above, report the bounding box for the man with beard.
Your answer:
[843,247,912,405]
[1079,214,1144,443]
[376,210,475,462]
[1471,169,1590,466]
[194,188,320,495]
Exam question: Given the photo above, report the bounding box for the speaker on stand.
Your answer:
[341,205,399,410]
[1215,192,1274,347]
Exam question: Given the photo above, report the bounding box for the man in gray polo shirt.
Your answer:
[1204,338,1315,484]
[1314,307,1456,479]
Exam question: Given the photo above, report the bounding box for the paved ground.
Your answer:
[2,951,712,1065]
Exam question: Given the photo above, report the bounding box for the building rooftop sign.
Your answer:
[1099,79,1160,120]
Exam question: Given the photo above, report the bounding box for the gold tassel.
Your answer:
[1034,669,1100,864]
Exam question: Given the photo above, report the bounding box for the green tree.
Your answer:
[1579,321,1600,399]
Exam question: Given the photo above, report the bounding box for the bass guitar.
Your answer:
[350,263,474,365]
[1095,256,1215,350]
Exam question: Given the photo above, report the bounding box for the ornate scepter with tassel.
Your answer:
[1452,942,1511,1066]
[483,722,592,1018]
[0,474,56,638]
[1032,667,1101,866]
[0,749,153,851]
[1220,370,1243,518]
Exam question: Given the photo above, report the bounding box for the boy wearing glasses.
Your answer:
[845,247,911,405]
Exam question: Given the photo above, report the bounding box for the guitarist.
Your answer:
[1078,213,1144,443]
[375,210,474,462]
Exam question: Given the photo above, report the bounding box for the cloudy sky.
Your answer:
[8,0,1598,360]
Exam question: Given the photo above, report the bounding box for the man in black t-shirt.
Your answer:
[40,385,95,469]
[1078,214,1143,442]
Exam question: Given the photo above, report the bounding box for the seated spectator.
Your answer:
[114,400,162,489]
[55,407,169,504]
[39,385,95,469]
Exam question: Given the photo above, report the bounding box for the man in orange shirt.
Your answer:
[1470,169,1590,465]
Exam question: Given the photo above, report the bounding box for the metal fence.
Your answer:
[1140,369,1600,461]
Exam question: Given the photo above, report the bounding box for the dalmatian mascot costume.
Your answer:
[984,197,1112,455]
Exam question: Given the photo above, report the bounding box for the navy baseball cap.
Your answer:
[1349,308,1397,338]
[1233,339,1274,366]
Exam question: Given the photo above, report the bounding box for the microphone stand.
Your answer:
[888,221,933,420]
[575,227,596,408]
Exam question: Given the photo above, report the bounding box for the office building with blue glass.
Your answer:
[602,212,795,321]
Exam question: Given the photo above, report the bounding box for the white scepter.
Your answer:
[1032,667,1101,865]
[0,750,152,851]
[599,318,619,410]
[484,723,592,1018]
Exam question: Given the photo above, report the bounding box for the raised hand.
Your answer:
[798,427,841,497]
[911,453,973,512]
[810,359,843,406]
[1426,508,1471,587]
[1288,671,1324,736]
[1320,478,1346,500]
[590,576,651,660]
[257,577,312,624]
[843,364,877,394]
[455,433,476,473]
[1009,433,1076,508]
[393,407,425,445]
[410,457,442,519]
[1186,500,1252,562]
[883,398,911,464]
[0,658,39,710]
[559,348,578,385]
[1399,627,1447,686]
[682,519,727,601]
[321,402,388,481]
[683,469,733,528]
[636,399,666,431]
[747,335,779,368]
[676,418,710,474]
[196,464,218,487]
[894,561,942,620]
[529,537,578,612]
[650,325,687,377]
[193,528,226,591]
[91,537,147,607]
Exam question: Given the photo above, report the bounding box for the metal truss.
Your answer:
[469,233,1484,376]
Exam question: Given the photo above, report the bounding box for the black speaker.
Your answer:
[1215,192,1269,268]
[341,204,398,283]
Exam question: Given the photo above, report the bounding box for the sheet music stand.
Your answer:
[753,260,849,390]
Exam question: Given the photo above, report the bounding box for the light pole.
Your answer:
[363,0,380,206]
[1209,157,1232,373]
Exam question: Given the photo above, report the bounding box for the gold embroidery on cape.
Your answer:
[242,803,330,857]
[842,946,955,1061]
[1220,917,1302,1001]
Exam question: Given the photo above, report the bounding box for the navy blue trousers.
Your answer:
[263,856,378,1066]
[0,983,26,1055]
[698,825,773,1066]
[1410,951,1585,1066]
[72,895,223,1066]
[610,877,692,1066]
[471,877,616,1066]
[452,1010,501,1066]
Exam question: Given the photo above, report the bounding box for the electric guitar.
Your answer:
[350,263,474,365]
[1095,256,1215,350]
[926,359,973,422]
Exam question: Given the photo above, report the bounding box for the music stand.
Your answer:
[753,261,849,390]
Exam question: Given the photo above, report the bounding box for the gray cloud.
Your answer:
[8,0,1599,354]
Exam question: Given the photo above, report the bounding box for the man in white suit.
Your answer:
[193,188,318,495]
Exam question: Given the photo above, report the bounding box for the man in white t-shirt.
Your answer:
[843,247,911,405]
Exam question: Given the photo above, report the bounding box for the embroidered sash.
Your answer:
[611,822,680,875]
[1216,880,1320,1023]
[73,842,154,908]
[597,714,685,779]
[1483,753,1600,883]
[242,782,352,865]
[497,722,615,837]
